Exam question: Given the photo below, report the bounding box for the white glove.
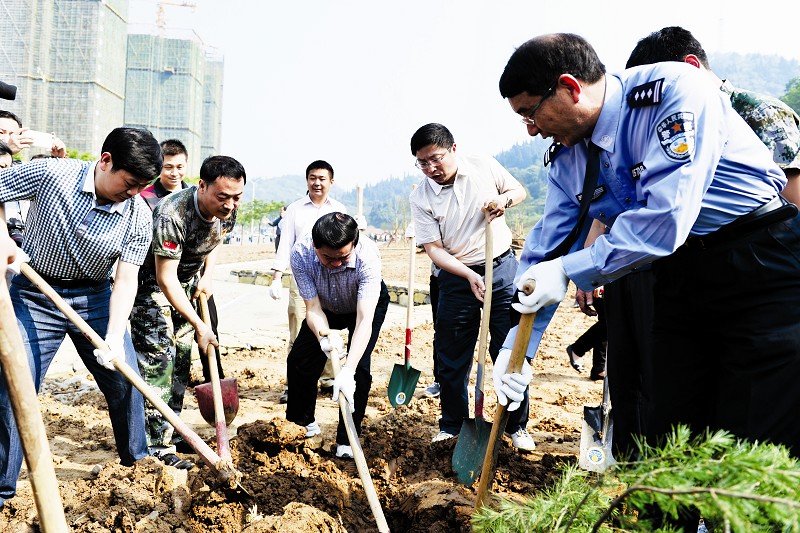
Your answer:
[493,348,533,412]
[93,332,124,371]
[512,258,569,314]
[332,365,356,412]
[6,248,30,275]
[320,332,345,359]
[405,223,415,239]
[269,277,283,300]
[196,326,219,353]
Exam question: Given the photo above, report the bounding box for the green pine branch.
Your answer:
[472,425,800,532]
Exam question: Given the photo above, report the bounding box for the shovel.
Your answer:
[321,329,390,533]
[0,270,69,532]
[453,209,494,485]
[193,293,237,461]
[194,296,240,426]
[20,264,253,500]
[579,369,616,472]
[475,280,536,509]
[387,220,421,407]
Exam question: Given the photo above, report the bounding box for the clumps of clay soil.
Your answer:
[0,414,573,532]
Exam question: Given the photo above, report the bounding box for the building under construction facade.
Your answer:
[124,31,210,171]
[0,0,129,156]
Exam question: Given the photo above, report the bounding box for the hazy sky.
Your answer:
[129,1,800,190]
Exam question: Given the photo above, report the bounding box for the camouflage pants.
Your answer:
[130,277,197,451]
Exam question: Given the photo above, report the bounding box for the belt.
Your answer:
[683,196,797,250]
[39,275,108,288]
[491,248,514,266]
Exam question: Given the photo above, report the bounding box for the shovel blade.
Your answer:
[387,363,421,407]
[579,406,616,472]
[453,417,493,485]
[195,378,240,426]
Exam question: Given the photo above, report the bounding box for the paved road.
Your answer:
[48,260,430,375]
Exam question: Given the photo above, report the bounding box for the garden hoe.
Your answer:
[0,267,69,532]
[579,369,616,472]
[321,329,390,533]
[20,263,253,501]
[475,280,536,509]
[453,208,495,485]
[194,294,240,426]
[387,217,421,407]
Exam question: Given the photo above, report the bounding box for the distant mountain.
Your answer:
[242,52,800,231]
[710,52,800,97]
[243,175,308,205]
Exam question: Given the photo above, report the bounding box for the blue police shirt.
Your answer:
[508,62,785,359]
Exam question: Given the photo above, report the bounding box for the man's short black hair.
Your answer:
[410,123,455,155]
[101,127,163,183]
[0,110,22,128]
[200,155,246,184]
[306,160,334,179]
[160,138,188,158]
[626,26,710,69]
[499,33,606,99]
[312,212,359,249]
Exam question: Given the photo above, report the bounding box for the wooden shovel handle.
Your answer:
[475,279,536,508]
[0,272,69,532]
[19,264,241,484]
[475,210,494,417]
[320,329,390,533]
[199,293,231,461]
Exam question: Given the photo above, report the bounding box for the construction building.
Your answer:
[0,0,129,156]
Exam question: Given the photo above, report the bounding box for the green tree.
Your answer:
[781,77,800,114]
[65,148,97,161]
[236,199,283,235]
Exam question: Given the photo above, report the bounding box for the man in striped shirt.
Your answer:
[0,127,162,507]
[285,212,389,459]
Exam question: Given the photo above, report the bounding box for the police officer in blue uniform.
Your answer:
[490,33,800,466]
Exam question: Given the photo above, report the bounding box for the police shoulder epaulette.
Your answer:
[543,142,565,167]
[628,78,664,108]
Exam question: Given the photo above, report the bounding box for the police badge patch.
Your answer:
[657,112,695,161]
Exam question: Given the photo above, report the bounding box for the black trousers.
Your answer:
[199,294,225,382]
[571,296,607,376]
[650,213,800,456]
[604,270,656,459]
[430,273,440,382]
[285,282,389,445]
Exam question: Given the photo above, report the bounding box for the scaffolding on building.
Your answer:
[0,0,129,157]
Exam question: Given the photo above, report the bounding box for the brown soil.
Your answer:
[0,244,603,532]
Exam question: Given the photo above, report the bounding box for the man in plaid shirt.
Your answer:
[285,212,389,459]
[0,127,162,507]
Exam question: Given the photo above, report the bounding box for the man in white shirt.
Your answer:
[408,123,533,451]
[270,160,347,401]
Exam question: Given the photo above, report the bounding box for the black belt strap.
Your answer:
[542,142,601,262]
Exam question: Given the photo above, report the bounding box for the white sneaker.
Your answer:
[319,377,335,390]
[305,420,321,438]
[505,428,535,452]
[431,430,455,443]
[335,444,353,459]
[423,382,441,398]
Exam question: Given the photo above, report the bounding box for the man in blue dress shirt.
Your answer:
[491,33,800,462]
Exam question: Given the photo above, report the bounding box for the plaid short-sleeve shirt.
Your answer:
[0,158,152,280]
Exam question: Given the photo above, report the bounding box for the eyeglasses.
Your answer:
[415,150,450,170]
[519,81,557,126]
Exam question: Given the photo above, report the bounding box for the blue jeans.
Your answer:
[435,251,530,434]
[0,276,148,506]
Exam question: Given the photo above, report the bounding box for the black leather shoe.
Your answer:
[590,371,605,381]
[172,439,194,454]
[155,452,194,470]
[566,345,584,373]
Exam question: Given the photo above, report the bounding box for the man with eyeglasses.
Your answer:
[408,123,532,450]
[494,32,800,486]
